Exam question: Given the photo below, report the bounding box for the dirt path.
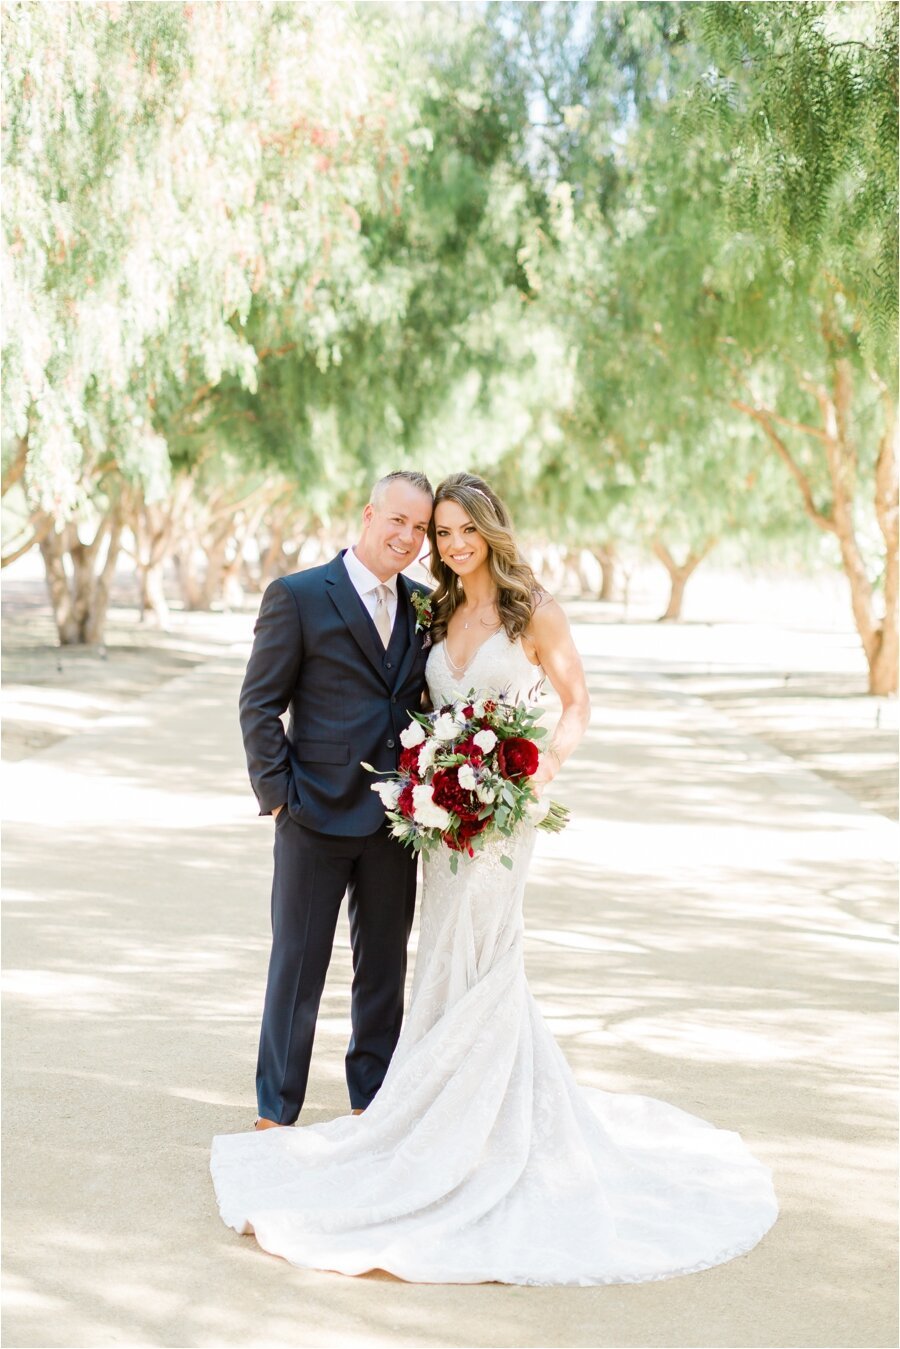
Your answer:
[2,603,896,1348]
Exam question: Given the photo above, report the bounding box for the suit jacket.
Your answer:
[239,551,431,836]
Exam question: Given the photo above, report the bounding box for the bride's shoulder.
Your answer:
[521,590,566,662]
[529,589,565,628]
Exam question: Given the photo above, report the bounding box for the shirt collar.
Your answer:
[343,547,399,598]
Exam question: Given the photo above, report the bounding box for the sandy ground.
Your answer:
[1,567,897,1348]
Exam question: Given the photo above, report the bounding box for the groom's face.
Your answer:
[356,480,433,581]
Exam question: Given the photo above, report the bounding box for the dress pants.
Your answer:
[256,811,417,1124]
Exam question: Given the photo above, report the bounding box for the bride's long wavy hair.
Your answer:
[426,472,542,645]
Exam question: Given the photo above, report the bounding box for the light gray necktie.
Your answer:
[373,583,393,647]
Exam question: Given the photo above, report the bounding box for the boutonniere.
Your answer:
[410,589,434,637]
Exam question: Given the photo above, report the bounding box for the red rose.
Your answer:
[461,704,475,718]
[397,782,416,819]
[496,736,539,780]
[431,767,481,821]
[399,745,421,777]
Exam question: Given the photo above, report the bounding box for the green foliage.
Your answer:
[2,0,895,627]
[683,1,898,375]
[2,1,420,513]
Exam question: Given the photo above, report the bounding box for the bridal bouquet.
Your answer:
[364,692,569,872]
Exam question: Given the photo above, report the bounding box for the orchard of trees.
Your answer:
[2,1,897,692]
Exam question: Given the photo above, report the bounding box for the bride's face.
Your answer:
[433,499,490,580]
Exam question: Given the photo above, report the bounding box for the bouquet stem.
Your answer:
[536,799,570,833]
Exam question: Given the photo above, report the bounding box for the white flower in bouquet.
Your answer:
[472,699,487,718]
[371,780,402,809]
[418,737,439,772]
[412,784,452,830]
[476,783,496,804]
[473,728,497,753]
[433,712,462,741]
[458,762,478,791]
[400,720,427,748]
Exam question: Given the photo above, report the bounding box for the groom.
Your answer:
[239,470,434,1127]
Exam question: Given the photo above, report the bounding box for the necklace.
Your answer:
[460,600,497,630]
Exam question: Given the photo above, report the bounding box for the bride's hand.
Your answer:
[529,752,558,794]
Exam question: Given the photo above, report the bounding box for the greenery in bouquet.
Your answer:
[364,692,569,874]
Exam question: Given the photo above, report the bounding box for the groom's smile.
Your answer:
[356,479,433,581]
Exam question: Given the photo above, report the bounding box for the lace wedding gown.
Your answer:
[210,633,778,1284]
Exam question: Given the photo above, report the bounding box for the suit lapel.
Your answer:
[392,574,425,690]
[324,552,391,685]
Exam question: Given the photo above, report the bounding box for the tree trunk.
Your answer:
[127,486,191,629]
[198,533,230,608]
[593,544,618,601]
[175,545,205,610]
[39,525,80,644]
[868,379,899,695]
[84,509,123,644]
[732,323,898,696]
[257,516,288,587]
[38,508,123,645]
[138,560,170,628]
[652,537,715,621]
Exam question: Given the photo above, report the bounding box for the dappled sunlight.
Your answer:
[3,624,896,1348]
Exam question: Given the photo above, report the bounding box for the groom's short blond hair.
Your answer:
[370,470,433,507]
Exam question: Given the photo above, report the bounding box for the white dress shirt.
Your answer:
[342,547,399,631]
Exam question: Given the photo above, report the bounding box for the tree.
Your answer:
[2,2,420,638]
[675,0,898,690]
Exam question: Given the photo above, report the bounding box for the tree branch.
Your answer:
[2,436,29,498]
[1,515,52,568]
[731,399,836,533]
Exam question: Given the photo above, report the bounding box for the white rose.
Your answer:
[411,784,452,830]
[458,763,477,791]
[476,783,496,804]
[472,700,486,718]
[473,728,497,753]
[432,712,462,742]
[400,720,427,748]
[371,780,402,809]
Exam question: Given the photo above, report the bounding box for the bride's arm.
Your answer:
[524,597,591,789]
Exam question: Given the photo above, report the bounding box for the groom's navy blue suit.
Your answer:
[239,551,431,1123]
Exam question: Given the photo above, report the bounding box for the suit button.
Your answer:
[385,661,393,669]
[391,696,397,704]
[387,738,395,749]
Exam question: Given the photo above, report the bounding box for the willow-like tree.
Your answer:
[675,0,899,691]
[2,1,419,640]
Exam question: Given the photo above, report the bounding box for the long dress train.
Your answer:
[210,632,778,1284]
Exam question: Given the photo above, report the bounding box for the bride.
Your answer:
[210,471,778,1285]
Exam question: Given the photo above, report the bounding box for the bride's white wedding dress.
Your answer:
[210,633,778,1284]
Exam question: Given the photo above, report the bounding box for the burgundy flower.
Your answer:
[431,767,481,821]
[455,734,484,763]
[443,815,489,856]
[461,704,475,718]
[399,745,421,777]
[496,736,540,780]
[397,782,416,820]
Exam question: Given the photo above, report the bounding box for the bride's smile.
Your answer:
[433,500,490,582]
